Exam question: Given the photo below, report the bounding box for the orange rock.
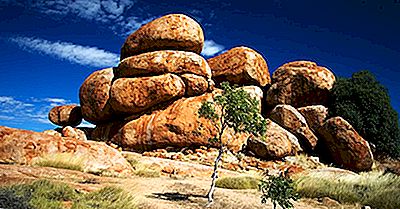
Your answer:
[318,117,374,172]
[116,50,211,79]
[43,130,62,137]
[62,126,87,141]
[180,73,210,96]
[298,105,328,132]
[79,68,114,124]
[0,126,133,176]
[48,105,82,127]
[270,104,318,150]
[266,61,335,108]
[111,91,250,152]
[120,14,204,60]
[207,46,271,86]
[110,74,185,116]
[246,119,302,160]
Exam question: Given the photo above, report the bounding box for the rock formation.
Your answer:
[246,119,302,160]
[0,126,133,176]
[38,13,375,173]
[48,105,82,127]
[266,61,335,108]
[120,14,204,60]
[318,117,374,172]
[207,46,271,87]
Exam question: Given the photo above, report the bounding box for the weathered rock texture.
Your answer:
[48,105,82,127]
[79,68,114,124]
[110,74,185,115]
[111,92,251,152]
[318,117,374,172]
[62,126,87,141]
[207,46,271,86]
[120,14,204,60]
[298,105,329,132]
[266,61,335,108]
[116,50,211,79]
[180,73,209,96]
[0,126,133,176]
[270,104,318,151]
[246,119,302,160]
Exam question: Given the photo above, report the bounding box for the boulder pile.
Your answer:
[1,14,374,173]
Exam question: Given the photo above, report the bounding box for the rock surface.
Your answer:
[246,119,302,160]
[110,74,185,115]
[120,14,204,60]
[111,92,250,152]
[318,117,374,172]
[48,105,82,127]
[266,61,335,108]
[116,50,211,79]
[62,126,87,141]
[298,105,329,132]
[0,126,133,176]
[270,105,318,151]
[207,46,271,86]
[79,68,114,124]
[180,73,210,96]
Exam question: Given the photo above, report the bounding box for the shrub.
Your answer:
[259,174,298,209]
[215,176,260,190]
[0,187,31,209]
[294,170,400,209]
[72,186,136,209]
[329,70,400,158]
[33,153,85,171]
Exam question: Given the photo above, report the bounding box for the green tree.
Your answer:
[198,82,267,205]
[259,173,299,209]
[329,70,400,158]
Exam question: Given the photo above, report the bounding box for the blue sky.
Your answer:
[0,0,399,131]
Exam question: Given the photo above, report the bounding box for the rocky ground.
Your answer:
[0,152,360,209]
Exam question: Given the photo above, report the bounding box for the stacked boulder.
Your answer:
[44,14,373,172]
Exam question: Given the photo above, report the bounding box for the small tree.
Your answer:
[198,82,267,206]
[259,173,299,209]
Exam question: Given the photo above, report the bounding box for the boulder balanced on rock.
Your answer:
[120,14,204,60]
[48,104,82,127]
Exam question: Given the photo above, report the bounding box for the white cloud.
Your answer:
[9,36,119,67]
[6,0,150,36]
[0,96,72,125]
[201,40,225,57]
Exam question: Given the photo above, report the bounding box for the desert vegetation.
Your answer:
[33,153,85,172]
[0,180,136,209]
[294,170,400,209]
[329,70,400,158]
[215,176,260,190]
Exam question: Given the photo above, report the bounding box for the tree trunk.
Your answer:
[206,147,224,206]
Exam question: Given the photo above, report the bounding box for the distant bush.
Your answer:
[0,180,137,209]
[260,174,298,209]
[329,70,400,158]
[294,170,400,209]
[215,176,260,190]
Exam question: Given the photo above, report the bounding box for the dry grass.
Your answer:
[215,176,260,190]
[294,170,400,209]
[124,154,160,178]
[0,180,137,209]
[33,153,85,172]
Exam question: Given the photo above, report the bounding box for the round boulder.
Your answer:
[79,68,114,124]
[48,105,82,127]
[207,46,271,87]
[109,74,185,116]
[116,50,211,79]
[120,14,204,60]
[266,61,335,108]
[318,117,374,172]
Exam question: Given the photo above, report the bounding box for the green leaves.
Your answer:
[259,174,299,209]
[198,82,267,138]
[329,70,400,158]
